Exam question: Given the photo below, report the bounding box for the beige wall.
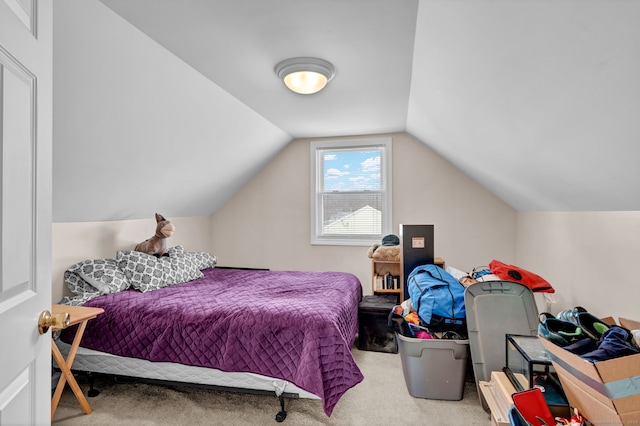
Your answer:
[517,211,640,320]
[52,216,212,302]
[51,134,640,321]
[210,132,518,294]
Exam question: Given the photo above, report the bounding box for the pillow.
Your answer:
[167,246,205,283]
[63,261,104,305]
[64,264,100,296]
[76,258,130,294]
[187,251,217,270]
[117,246,203,293]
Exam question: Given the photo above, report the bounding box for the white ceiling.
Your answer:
[56,0,640,222]
[97,0,419,138]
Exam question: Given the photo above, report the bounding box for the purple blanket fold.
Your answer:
[61,268,364,416]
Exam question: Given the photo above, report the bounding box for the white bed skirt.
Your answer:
[54,340,319,400]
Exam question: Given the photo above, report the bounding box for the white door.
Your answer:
[0,1,53,425]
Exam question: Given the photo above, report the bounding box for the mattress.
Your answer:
[55,339,319,399]
[60,267,363,416]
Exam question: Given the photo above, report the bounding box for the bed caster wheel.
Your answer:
[275,410,287,422]
[88,388,100,397]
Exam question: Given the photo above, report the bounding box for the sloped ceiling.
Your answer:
[53,0,640,222]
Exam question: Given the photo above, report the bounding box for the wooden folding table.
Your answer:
[50,304,104,420]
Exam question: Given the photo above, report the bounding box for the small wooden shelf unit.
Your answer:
[371,257,445,302]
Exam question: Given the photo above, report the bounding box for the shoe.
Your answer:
[574,311,610,340]
[556,308,580,323]
[538,312,587,347]
[556,306,610,340]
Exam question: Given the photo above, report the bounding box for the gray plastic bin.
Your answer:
[397,333,469,401]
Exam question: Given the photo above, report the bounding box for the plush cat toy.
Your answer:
[134,213,175,257]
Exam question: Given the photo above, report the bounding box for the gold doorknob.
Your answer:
[38,310,70,335]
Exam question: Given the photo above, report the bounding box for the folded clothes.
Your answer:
[563,337,598,355]
[565,325,640,362]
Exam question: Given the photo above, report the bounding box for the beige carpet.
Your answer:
[52,345,491,425]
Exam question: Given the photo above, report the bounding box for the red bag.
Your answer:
[489,260,555,293]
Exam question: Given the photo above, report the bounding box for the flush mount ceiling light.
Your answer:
[275,57,335,95]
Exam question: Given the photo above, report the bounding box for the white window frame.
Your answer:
[310,137,393,246]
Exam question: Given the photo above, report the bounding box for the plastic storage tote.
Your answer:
[396,333,469,400]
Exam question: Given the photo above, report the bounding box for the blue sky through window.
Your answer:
[323,149,381,192]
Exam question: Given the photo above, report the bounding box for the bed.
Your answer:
[57,247,364,421]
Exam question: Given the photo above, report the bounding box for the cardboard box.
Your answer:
[539,317,640,426]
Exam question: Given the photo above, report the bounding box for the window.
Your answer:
[310,137,392,245]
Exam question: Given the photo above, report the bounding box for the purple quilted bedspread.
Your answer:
[61,267,363,416]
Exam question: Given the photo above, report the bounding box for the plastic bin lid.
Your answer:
[464,281,539,395]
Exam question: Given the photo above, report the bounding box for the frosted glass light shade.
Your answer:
[283,71,328,94]
[275,57,335,94]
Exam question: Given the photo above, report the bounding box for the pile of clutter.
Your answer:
[538,306,640,363]
[390,298,468,340]
[389,259,559,341]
